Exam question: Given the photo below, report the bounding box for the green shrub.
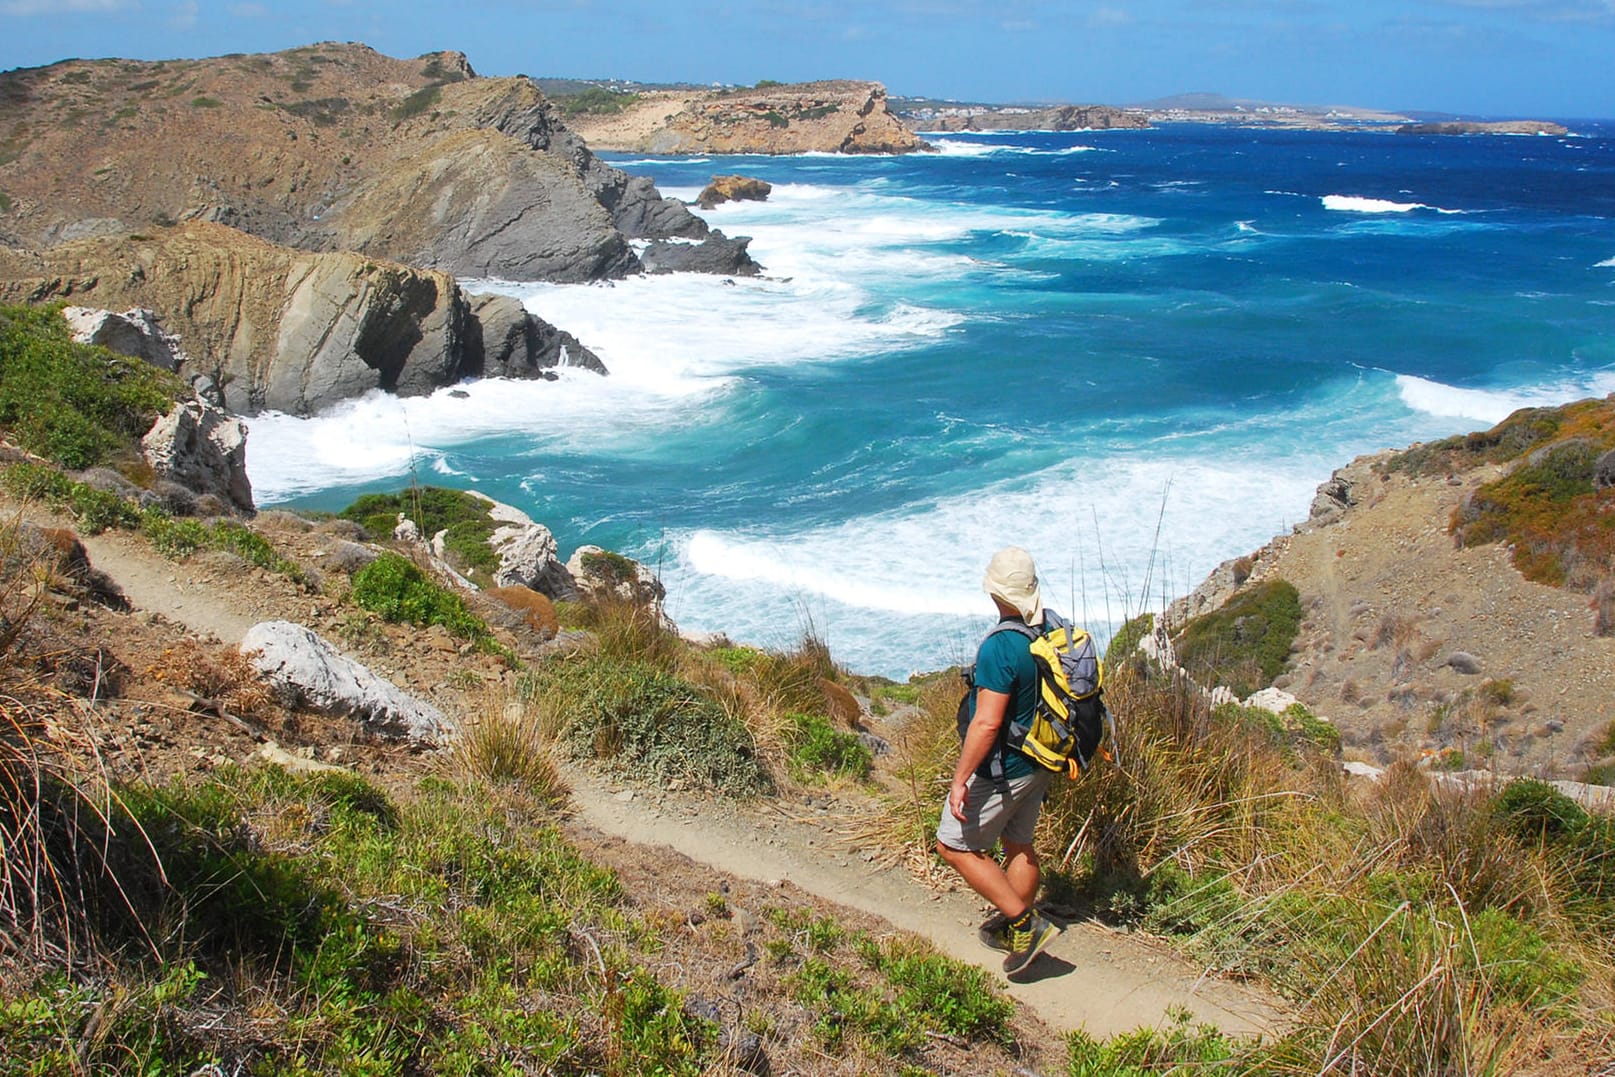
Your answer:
[0,303,183,469]
[339,486,500,582]
[560,86,641,116]
[350,551,493,646]
[1,462,142,533]
[1493,778,1588,844]
[540,658,772,797]
[140,506,208,558]
[1175,578,1302,698]
[188,96,221,108]
[1104,612,1154,668]
[392,83,442,121]
[1067,1007,1244,1076]
[785,711,872,781]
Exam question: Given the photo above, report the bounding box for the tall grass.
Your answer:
[875,652,1615,1074]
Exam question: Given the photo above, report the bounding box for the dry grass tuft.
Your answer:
[145,638,275,719]
[449,682,568,804]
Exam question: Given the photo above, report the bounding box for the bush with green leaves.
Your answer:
[785,711,873,782]
[530,656,773,797]
[350,551,494,646]
[0,303,183,469]
[1175,578,1302,698]
[339,486,500,583]
[1,462,141,533]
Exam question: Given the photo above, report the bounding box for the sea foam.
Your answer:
[1394,372,1615,426]
[1322,194,1462,214]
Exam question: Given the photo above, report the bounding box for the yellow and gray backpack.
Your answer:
[958,611,1115,781]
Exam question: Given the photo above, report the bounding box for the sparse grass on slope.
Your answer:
[1385,397,1615,631]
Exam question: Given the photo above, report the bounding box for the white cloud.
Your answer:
[1,0,129,15]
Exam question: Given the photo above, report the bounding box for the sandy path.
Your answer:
[569,771,1282,1039]
[79,529,263,644]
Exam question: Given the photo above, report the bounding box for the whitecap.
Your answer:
[1393,371,1615,425]
[1322,194,1464,215]
[1596,255,1615,268]
[659,451,1331,676]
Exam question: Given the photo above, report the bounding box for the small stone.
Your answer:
[614,789,635,803]
[1446,652,1483,675]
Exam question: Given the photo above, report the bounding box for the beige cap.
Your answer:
[982,546,1042,624]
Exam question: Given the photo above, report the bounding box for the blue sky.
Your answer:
[2,0,1612,118]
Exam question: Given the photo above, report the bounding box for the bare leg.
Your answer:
[1001,840,1041,908]
[936,841,1030,919]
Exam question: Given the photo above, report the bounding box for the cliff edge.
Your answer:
[0,43,754,281]
[566,80,931,155]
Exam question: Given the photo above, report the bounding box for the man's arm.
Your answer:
[949,687,1009,821]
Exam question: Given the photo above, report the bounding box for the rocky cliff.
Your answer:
[567,81,931,155]
[0,43,754,280]
[0,222,602,415]
[904,104,1148,132]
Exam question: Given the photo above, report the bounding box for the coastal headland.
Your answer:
[1,39,1612,1076]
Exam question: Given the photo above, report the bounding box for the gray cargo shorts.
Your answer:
[936,768,1054,852]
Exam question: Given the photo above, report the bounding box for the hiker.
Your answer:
[936,546,1062,979]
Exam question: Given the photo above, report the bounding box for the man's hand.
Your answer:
[949,778,970,821]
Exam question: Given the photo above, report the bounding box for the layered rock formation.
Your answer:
[0,43,755,280]
[0,222,602,415]
[570,81,931,155]
[905,104,1148,132]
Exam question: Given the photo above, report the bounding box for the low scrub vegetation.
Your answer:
[559,86,642,116]
[340,485,500,584]
[350,550,497,649]
[1387,398,1615,631]
[1174,577,1302,698]
[0,303,183,470]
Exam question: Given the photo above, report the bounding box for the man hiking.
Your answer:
[936,546,1062,980]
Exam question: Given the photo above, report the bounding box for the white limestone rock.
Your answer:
[63,305,188,371]
[141,399,254,513]
[241,620,448,742]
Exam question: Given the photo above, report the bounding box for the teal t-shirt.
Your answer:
[966,619,1039,780]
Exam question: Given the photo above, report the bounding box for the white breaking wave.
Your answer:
[661,451,1328,675]
[928,138,1102,158]
[1322,194,1462,214]
[1597,255,1615,268]
[1394,371,1615,425]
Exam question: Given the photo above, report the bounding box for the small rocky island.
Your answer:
[1396,120,1569,136]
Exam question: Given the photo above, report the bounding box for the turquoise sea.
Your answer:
[250,123,1615,678]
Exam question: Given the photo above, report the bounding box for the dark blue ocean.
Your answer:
[252,123,1615,678]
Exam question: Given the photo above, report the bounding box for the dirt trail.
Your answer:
[568,770,1280,1039]
[76,522,1283,1041]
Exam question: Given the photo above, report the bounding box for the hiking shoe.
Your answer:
[1002,912,1061,979]
[976,912,1011,952]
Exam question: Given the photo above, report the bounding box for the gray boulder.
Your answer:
[240,620,447,742]
[466,292,608,378]
[640,234,761,277]
[141,399,254,513]
[491,522,576,597]
[62,306,188,370]
[1594,448,1615,490]
[1447,652,1483,675]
